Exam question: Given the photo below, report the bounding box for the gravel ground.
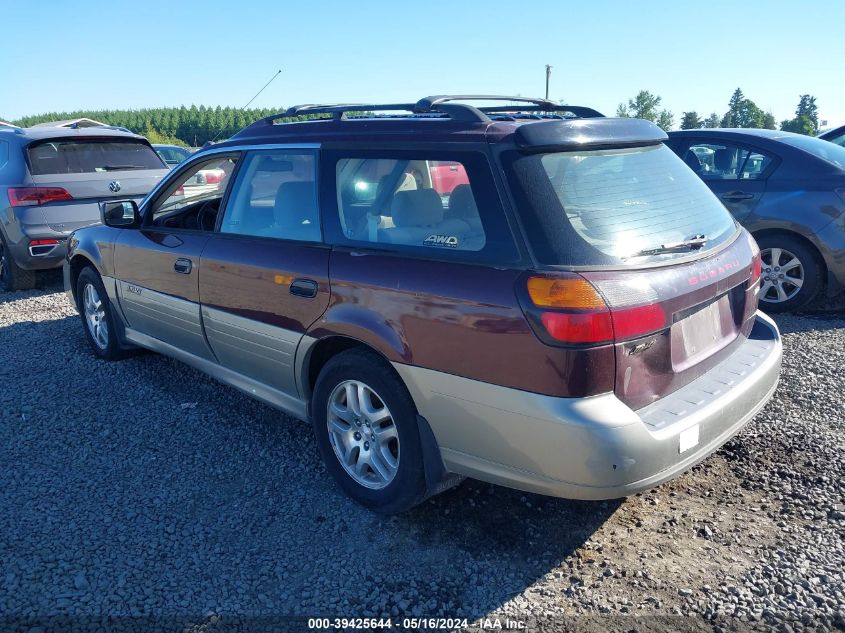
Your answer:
[0,276,843,632]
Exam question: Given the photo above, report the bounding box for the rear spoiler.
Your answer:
[514,118,667,152]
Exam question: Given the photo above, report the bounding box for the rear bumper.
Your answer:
[394,311,782,500]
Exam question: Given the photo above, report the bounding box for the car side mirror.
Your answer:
[102,200,140,228]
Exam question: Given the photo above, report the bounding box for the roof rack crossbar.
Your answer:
[478,104,604,118]
[416,94,557,110]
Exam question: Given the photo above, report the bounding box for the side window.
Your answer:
[150,156,239,229]
[220,150,319,242]
[336,158,486,251]
[683,142,771,180]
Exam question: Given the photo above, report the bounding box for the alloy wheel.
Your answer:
[83,283,109,350]
[759,247,804,304]
[326,380,400,490]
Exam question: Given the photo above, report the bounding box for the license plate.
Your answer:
[677,296,726,358]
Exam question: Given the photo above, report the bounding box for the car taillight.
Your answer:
[204,172,222,184]
[748,234,762,285]
[8,187,73,207]
[521,273,666,346]
[751,252,762,283]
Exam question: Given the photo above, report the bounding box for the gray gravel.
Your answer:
[1,277,843,631]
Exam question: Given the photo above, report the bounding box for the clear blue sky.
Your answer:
[3,0,843,128]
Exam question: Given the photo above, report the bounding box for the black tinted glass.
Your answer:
[28,140,164,175]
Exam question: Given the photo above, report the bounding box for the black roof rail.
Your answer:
[238,95,604,133]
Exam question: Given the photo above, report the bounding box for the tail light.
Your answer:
[29,238,62,257]
[521,273,666,346]
[8,187,73,207]
[748,233,762,286]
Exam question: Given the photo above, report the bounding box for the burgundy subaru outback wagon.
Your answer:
[65,96,782,513]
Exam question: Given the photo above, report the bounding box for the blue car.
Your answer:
[667,129,845,311]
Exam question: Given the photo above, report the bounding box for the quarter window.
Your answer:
[683,142,772,180]
[336,158,486,251]
[220,150,319,242]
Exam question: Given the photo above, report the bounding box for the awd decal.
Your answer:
[423,234,459,248]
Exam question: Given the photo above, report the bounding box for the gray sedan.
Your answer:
[0,126,168,291]
[667,129,845,311]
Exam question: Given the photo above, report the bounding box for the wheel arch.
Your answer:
[67,253,97,307]
[751,228,827,275]
[300,334,395,405]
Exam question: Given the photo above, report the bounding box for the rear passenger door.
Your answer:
[199,148,330,397]
[672,137,774,221]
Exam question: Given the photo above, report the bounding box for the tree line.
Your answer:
[5,90,824,140]
[8,106,320,147]
[616,88,820,134]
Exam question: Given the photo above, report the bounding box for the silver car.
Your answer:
[0,126,168,291]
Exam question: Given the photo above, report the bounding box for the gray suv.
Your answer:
[0,126,168,290]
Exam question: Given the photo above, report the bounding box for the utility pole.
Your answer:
[545,64,552,101]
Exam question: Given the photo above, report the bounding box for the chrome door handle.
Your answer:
[721,191,754,201]
[174,258,193,274]
[289,278,318,298]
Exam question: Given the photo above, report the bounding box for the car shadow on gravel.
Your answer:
[0,295,623,623]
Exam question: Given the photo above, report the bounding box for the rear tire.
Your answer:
[311,349,428,513]
[0,234,36,292]
[76,267,127,360]
[755,234,823,313]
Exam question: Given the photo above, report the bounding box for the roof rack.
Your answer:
[241,95,604,132]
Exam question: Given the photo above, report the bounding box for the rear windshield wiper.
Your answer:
[628,234,708,258]
[99,164,145,171]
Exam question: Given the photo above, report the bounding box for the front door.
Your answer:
[114,153,240,360]
[198,149,330,396]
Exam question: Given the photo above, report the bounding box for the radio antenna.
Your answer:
[208,69,282,144]
[242,69,283,110]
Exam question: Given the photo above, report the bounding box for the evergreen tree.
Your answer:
[680,111,702,129]
[703,113,721,128]
[795,95,818,133]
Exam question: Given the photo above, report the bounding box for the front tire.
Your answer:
[755,234,823,313]
[312,349,428,513]
[0,233,36,292]
[76,267,127,360]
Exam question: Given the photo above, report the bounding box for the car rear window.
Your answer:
[504,144,737,266]
[27,139,164,175]
[778,134,845,170]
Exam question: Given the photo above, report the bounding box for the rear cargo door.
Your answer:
[503,142,762,410]
[26,137,168,232]
[581,234,759,410]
